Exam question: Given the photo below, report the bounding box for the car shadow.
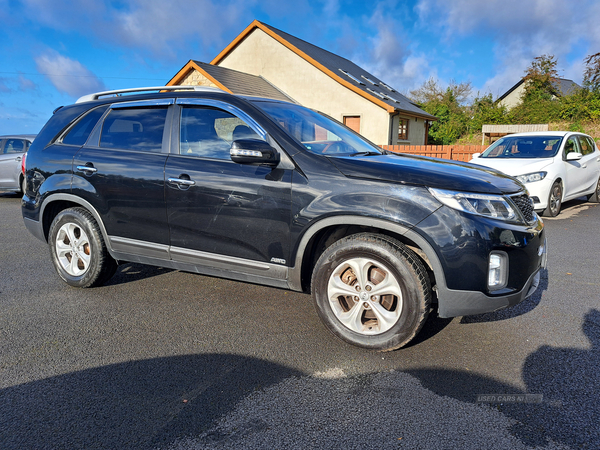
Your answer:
[408,308,600,448]
[459,268,548,323]
[0,354,303,450]
[0,191,21,198]
[105,262,175,286]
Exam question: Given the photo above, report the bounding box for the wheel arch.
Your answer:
[288,215,446,296]
[40,194,110,250]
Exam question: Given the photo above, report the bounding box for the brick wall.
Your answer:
[380,144,488,162]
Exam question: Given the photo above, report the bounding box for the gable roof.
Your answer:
[167,60,294,102]
[498,77,581,102]
[211,20,436,121]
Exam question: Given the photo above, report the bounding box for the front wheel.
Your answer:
[543,181,562,217]
[311,233,431,351]
[48,207,117,288]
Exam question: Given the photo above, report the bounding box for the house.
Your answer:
[167,20,436,146]
[498,77,581,110]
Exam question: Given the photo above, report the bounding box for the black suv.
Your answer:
[22,86,547,351]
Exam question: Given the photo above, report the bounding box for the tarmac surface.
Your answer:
[1,191,599,449]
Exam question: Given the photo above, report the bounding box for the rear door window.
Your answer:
[100,107,168,153]
[578,136,596,156]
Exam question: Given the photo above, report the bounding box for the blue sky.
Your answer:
[1,0,599,135]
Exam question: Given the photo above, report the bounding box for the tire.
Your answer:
[48,207,117,288]
[543,181,562,217]
[19,175,26,195]
[311,233,431,351]
[587,177,600,203]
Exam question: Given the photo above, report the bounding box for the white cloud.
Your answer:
[35,52,106,98]
[21,0,252,60]
[347,4,435,92]
[417,0,600,96]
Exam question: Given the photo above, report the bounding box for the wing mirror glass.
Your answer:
[230,139,279,166]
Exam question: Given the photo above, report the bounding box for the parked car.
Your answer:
[0,134,35,193]
[470,132,600,217]
[22,86,547,351]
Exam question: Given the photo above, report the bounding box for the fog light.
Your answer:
[488,252,508,291]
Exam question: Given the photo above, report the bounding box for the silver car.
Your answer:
[0,135,35,193]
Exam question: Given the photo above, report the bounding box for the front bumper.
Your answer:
[437,237,547,318]
[524,178,554,211]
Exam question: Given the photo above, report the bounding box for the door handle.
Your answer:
[76,165,98,175]
[16,157,22,162]
[168,177,196,186]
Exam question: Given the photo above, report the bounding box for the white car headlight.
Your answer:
[429,188,517,221]
[515,172,547,184]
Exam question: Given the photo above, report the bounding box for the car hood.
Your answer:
[328,153,523,195]
[469,157,553,176]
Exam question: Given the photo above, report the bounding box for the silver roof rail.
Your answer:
[75,85,225,103]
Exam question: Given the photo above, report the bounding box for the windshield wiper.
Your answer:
[349,151,381,157]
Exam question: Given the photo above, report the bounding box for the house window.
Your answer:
[343,116,360,134]
[398,118,409,141]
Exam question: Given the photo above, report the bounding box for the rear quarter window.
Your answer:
[62,105,109,146]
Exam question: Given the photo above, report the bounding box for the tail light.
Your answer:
[21,153,27,174]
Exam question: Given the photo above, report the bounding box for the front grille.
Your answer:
[511,193,535,222]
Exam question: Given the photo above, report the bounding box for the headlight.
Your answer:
[429,188,517,221]
[515,172,547,184]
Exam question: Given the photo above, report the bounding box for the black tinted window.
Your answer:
[100,107,167,153]
[62,105,108,146]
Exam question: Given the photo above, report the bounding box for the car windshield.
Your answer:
[252,100,382,156]
[481,135,563,159]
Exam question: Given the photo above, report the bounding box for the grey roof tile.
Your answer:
[192,61,295,102]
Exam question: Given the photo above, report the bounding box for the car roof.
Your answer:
[0,134,36,141]
[502,131,582,138]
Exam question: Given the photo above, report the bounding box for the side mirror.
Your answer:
[471,152,481,159]
[566,152,583,161]
[230,139,279,166]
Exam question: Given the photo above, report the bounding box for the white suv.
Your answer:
[470,131,600,216]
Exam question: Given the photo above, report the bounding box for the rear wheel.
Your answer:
[587,177,600,203]
[48,207,117,288]
[311,233,431,351]
[543,181,562,217]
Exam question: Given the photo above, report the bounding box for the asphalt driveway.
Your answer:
[1,192,598,449]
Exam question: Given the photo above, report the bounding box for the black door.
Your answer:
[165,104,292,265]
[72,104,171,251]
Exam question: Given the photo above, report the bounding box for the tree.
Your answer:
[583,52,600,92]
[410,79,471,144]
[468,93,509,133]
[511,55,561,123]
[522,54,559,101]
